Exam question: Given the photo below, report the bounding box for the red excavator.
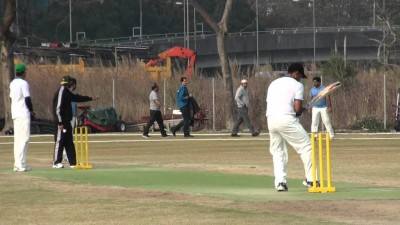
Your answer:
[145,46,196,80]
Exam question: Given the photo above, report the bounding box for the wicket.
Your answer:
[74,126,92,169]
[309,132,336,193]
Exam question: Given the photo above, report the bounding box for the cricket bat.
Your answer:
[305,81,342,109]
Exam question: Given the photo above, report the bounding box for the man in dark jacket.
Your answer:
[52,76,94,169]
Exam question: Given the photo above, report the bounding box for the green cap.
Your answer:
[15,64,26,73]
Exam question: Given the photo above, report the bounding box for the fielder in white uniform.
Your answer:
[10,64,35,172]
[266,63,316,191]
[309,76,335,140]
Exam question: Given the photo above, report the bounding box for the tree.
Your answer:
[190,0,236,128]
[0,0,16,131]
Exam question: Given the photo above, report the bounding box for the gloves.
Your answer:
[295,107,307,117]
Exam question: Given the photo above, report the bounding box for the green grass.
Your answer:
[27,166,400,202]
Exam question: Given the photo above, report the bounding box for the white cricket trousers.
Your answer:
[267,115,313,188]
[13,117,31,169]
[311,107,334,138]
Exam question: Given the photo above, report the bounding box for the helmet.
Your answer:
[15,64,26,73]
[60,76,71,85]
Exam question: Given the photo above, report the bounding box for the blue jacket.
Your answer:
[176,85,189,109]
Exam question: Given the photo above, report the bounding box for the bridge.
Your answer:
[83,26,400,70]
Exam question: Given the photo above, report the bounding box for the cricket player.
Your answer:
[266,63,317,191]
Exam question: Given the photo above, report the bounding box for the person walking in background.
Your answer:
[63,77,77,161]
[266,63,317,191]
[53,76,94,169]
[231,79,260,137]
[171,77,193,138]
[10,64,35,172]
[309,76,335,140]
[142,83,168,138]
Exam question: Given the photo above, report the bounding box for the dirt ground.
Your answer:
[1,133,400,224]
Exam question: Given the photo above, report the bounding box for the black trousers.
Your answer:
[172,104,191,136]
[53,121,76,165]
[143,110,167,136]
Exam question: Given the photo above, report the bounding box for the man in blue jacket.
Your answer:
[171,77,193,137]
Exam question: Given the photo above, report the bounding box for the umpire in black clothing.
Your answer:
[52,76,94,168]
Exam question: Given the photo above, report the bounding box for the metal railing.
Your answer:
[82,26,400,47]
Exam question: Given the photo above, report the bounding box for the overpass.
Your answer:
[83,26,400,70]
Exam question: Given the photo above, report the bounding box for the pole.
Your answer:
[69,0,72,43]
[163,78,166,115]
[140,0,143,40]
[312,0,316,72]
[194,7,197,51]
[256,0,259,71]
[16,0,19,36]
[183,0,186,48]
[383,0,387,130]
[212,78,216,131]
[373,0,376,28]
[186,0,190,48]
[113,47,117,109]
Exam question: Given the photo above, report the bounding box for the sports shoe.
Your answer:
[14,166,32,172]
[276,182,288,192]
[162,134,170,138]
[52,163,64,169]
[69,165,77,169]
[252,131,260,137]
[303,179,320,188]
[171,129,176,137]
[231,134,240,137]
[142,134,150,138]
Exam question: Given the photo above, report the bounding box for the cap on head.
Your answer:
[15,64,26,73]
[241,79,248,84]
[60,76,71,85]
[288,63,307,78]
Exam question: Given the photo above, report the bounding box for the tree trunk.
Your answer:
[190,0,236,129]
[216,33,235,128]
[1,39,15,131]
[1,0,17,131]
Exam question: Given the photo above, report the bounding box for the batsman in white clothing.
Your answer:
[266,63,317,192]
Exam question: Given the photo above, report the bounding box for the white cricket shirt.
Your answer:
[10,78,31,119]
[266,76,304,116]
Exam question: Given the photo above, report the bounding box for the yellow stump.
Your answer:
[308,132,336,193]
[74,126,92,169]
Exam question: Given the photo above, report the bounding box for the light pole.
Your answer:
[176,0,191,48]
[292,0,315,71]
[256,0,259,70]
[69,0,72,42]
[140,0,143,40]
[373,0,376,28]
[312,0,316,72]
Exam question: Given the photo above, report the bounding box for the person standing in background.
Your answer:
[10,64,35,172]
[231,79,260,137]
[309,76,335,140]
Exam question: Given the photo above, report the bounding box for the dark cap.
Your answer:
[288,63,307,78]
[60,76,71,85]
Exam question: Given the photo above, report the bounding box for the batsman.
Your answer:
[308,77,335,140]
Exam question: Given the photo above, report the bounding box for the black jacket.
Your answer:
[53,86,92,125]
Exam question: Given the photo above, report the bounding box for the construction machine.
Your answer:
[145,46,196,80]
